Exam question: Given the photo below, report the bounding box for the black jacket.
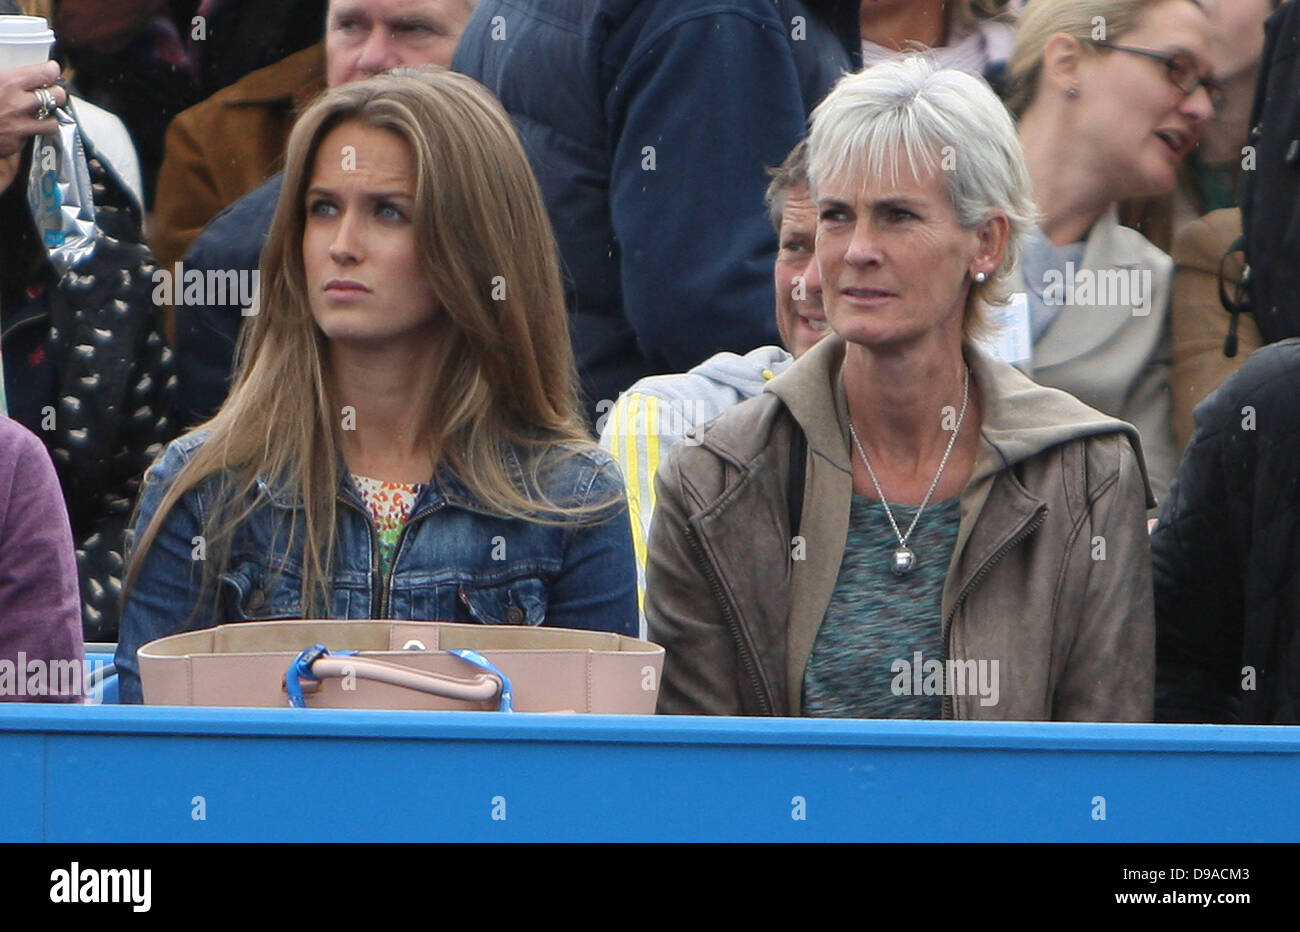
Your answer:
[0,137,178,642]
[1152,339,1300,723]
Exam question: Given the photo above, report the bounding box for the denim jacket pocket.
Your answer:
[457,576,547,626]
[221,558,304,621]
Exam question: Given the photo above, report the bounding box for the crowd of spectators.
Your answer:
[1,0,1295,722]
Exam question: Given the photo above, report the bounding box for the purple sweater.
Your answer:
[0,416,85,702]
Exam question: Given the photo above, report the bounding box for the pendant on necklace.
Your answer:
[892,546,916,577]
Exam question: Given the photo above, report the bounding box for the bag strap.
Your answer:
[283,644,512,710]
[1219,234,1250,358]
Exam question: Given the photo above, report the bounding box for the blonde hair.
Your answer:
[807,57,1036,342]
[125,69,603,616]
[1007,0,1204,115]
[947,0,1015,37]
[17,0,52,20]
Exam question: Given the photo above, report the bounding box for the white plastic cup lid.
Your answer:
[0,15,55,44]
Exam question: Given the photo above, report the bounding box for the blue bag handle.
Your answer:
[285,644,513,711]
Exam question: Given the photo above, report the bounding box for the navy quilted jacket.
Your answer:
[453,0,860,424]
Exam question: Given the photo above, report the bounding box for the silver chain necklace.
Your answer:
[848,367,970,577]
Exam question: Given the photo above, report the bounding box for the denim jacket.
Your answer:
[116,431,639,702]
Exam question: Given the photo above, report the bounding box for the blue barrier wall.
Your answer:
[0,705,1296,842]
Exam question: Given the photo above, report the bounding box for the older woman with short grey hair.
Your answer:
[646,57,1156,722]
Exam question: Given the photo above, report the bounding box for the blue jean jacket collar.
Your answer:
[251,445,531,518]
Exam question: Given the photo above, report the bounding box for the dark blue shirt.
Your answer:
[1,281,58,434]
[174,172,282,427]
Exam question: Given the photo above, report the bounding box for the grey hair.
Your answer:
[807,56,1037,337]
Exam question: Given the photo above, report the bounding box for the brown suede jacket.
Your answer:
[1169,207,1260,457]
[646,335,1156,721]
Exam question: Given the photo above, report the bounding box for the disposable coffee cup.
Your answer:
[0,15,55,71]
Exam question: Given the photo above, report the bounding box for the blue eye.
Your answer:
[377,202,406,221]
[308,199,338,216]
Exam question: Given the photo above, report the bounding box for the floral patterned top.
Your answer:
[351,474,426,578]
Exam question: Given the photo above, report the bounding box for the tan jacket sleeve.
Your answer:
[150,111,223,344]
[1170,208,1262,455]
[1054,434,1155,721]
[151,110,223,278]
[645,447,744,716]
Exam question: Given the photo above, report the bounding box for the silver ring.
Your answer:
[32,86,56,121]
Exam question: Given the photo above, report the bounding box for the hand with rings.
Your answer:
[1,60,68,158]
[32,85,57,120]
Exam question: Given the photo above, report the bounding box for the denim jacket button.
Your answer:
[505,606,525,625]
[245,588,266,612]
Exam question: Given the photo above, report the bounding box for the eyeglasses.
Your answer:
[1091,42,1224,110]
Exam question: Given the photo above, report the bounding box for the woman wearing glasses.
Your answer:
[1005,0,1218,506]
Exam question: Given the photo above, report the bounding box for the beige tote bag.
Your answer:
[138,620,663,713]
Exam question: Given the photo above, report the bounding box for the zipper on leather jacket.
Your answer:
[379,500,445,618]
[940,504,1048,720]
[683,523,775,714]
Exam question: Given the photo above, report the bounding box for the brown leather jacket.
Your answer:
[646,336,1156,721]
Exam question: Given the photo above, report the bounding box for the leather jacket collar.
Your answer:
[765,333,1155,503]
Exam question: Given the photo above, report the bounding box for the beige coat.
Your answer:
[1015,206,1177,506]
[1169,207,1259,456]
[645,335,1156,721]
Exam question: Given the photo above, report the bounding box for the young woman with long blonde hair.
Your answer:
[116,70,638,701]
